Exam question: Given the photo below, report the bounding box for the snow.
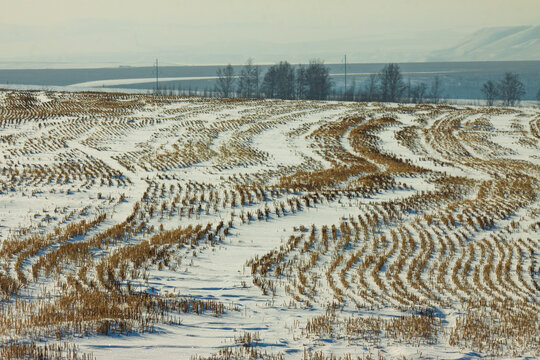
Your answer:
[0,90,539,359]
[69,76,221,88]
[430,25,540,61]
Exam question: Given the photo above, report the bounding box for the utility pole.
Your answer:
[155,58,159,93]
[344,54,347,99]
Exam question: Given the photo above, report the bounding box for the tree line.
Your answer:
[481,73,532,106]
[159,59,540,106]
[215,59,332,100]
[215,61,447,103]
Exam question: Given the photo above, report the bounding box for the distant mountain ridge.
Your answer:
[429,26,540,61]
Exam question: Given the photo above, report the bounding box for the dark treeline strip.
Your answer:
[153,60,537,106]
[213,61,437,103]
[481,72,528,106]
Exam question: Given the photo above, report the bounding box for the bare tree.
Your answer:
[295,60,332,100]
[305,59,332,100]
[481,80,499,106]
[364,74,378,102]
[498,72,525,106]
[429,76,442,104]
[410,82,427,104]
[295,65,308,100]
[348,79,357,101]
[262,61,295,100]
[237,58,259,98]
[379,63,405,102]
[216,64,235,98]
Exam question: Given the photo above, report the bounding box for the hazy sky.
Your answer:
[1,0,539,66]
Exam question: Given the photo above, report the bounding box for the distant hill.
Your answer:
[429,26,540,61]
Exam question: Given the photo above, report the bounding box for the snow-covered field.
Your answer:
[0,90,538,359]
